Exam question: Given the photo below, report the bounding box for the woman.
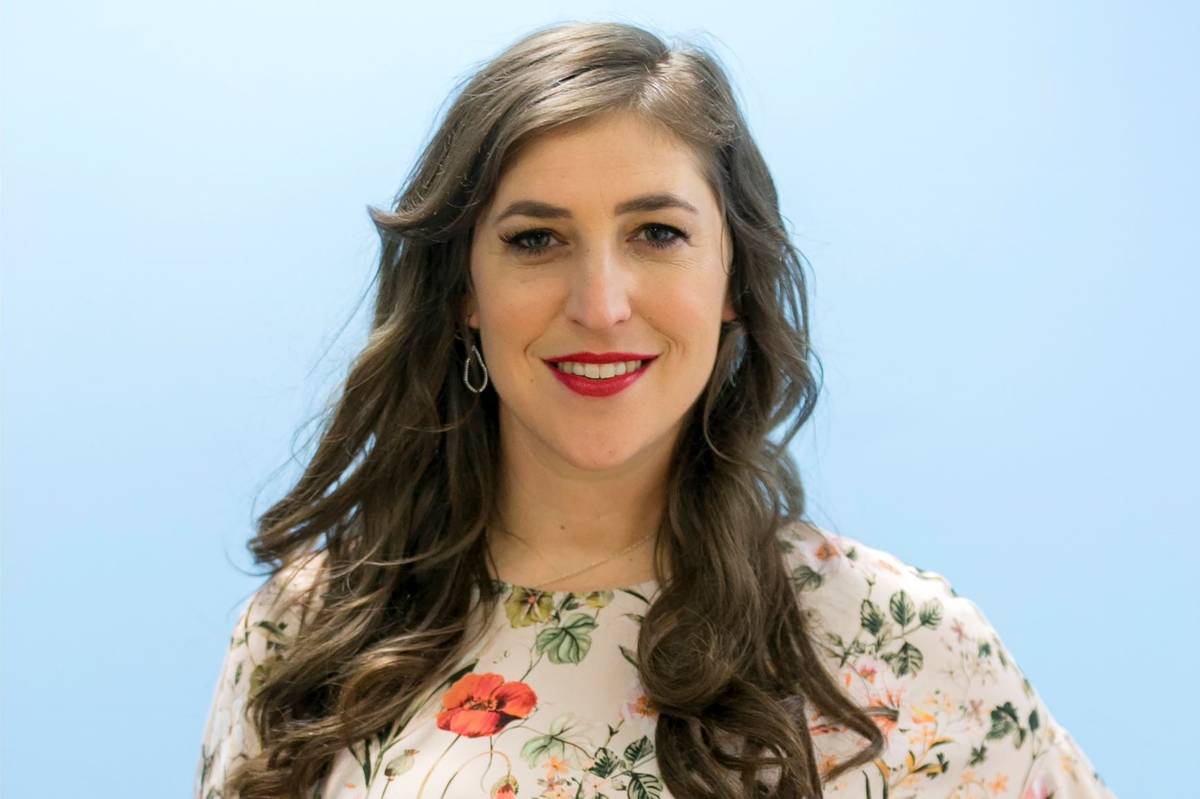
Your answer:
[194,21,1115,799]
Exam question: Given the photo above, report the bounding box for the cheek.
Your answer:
[480,290,553,369]
[648,274,727,333]
[474,275,525,328]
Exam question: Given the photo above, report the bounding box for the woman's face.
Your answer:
[466,110,736,475]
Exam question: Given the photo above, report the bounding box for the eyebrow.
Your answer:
[491,192,700,226]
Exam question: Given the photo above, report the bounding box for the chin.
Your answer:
[557,445,644,473]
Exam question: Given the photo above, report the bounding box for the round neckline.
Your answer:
[487,575,660,598]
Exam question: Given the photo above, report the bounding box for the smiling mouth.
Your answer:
[548,357,654,379]
[543,355,657,397]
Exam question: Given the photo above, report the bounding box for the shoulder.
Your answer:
[251,548,328,627]
[212,548,329,705]
[233,548,328,671]
[777,520,967,649]
[775,520,1116,798]
[194,549,329,798]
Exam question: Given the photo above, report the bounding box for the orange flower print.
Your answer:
[875,557,902,575]
[856,663,879,683]
[910,703,937,725]
[436,672,537,737]
[842,656,887,695]
[988,773,1009,794]
[867,687,905,742]
[815,540,839,561]
[620,677,659,726]
[808,706,846,736]
[626,693,656,719]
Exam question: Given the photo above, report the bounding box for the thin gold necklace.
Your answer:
[489,525,658,592]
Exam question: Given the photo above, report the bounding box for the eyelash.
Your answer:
[500,223,689,257]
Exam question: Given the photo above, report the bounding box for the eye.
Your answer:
[499,223,690,258]
[638,223,689,250]
[501,228,558,256]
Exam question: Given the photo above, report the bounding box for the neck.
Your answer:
[486,414,672,590]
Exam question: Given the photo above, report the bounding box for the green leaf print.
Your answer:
[968,744,987,765]
[883,641,924,677]
[535,612,598,664]
[860,598,886,635]
[520,716,573,766]
[620,586,654,603]
[589,746,619,778]
[520,732,564,766]
[627,770,663,799]
[624,735,654,767]
[375,720,395,748]
[792,564,824,591]
[254,619,288,637]
[251,619,290,657]
[986,701,1030,748]
[198,745,214,793]
[918,598,944,629]
[250,662,271,698]
[889,590,916,627]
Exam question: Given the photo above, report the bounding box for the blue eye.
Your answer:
[502,228,556,256]
[640,223,687,249]
[500,223,689,257]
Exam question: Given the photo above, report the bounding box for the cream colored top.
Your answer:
[194,521,1117,798]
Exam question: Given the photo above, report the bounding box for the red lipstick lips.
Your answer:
[543,353,657,397]
[544,352,657,364]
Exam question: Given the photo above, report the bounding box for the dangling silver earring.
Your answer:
[463,343,489,393]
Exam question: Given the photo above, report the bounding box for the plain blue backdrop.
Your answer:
[3,2,1194,797]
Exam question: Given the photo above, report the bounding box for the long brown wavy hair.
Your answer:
[224,19,888,799]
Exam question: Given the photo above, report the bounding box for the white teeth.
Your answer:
[555,359,644,379]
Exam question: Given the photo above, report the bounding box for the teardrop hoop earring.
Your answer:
[463,343,489,393]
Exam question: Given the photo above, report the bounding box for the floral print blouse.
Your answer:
[194,522,1117,798]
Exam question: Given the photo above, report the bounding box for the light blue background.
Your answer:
[4,2,1193,797]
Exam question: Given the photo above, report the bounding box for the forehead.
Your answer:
[486,112,718,220]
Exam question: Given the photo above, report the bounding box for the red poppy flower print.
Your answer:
[436,672,537,737]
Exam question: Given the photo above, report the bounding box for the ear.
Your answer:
[721,272,737,323]
[720,225,737,323]
[463,292,479,330]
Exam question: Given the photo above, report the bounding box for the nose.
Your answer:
[562,245,634,330]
